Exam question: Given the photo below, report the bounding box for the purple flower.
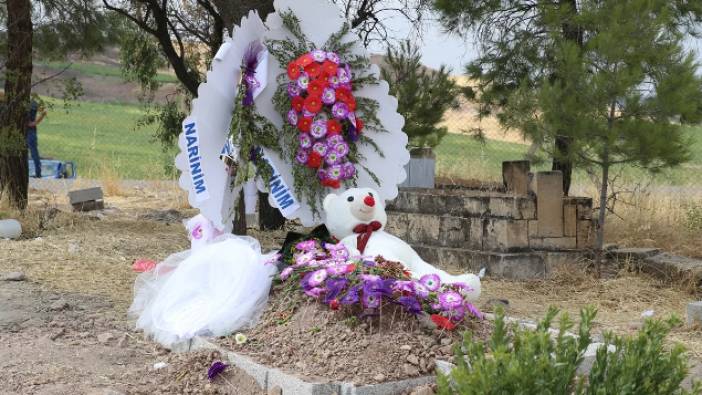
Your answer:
[419,274,441,292]
[361,274,381,283]
[287,109,299,126]
[342,162,356,179]
[294,251,315,267]
[325,242,349,260]
[326,52,340,64]
[307,269,328,287]
[398,296,423,315]
[412,282,429,299]
[453,282,475,295]
[327,164,343,180]
[311,49,327,62]
[297,73,310,89]
[280,267,294,280]
[312,142,328,156]
[303,108,317,118]
[438,291,463,310]
[362,259,376,267]
[334,141,349,157]
[393,280,414,293]
[326,134,344,147]
[296,240,317,251]
[295,149,309,164]
[332,102,349,119]
[317,168,328,180]
[338,64,351,84]
[310,120,327,139]
[305,287,325,298]
[362,291,381,309]
[299,133,312,149]
[324,278,348,303]
[288,82,301,97]
[325,151,340,166]
[465,303,483,319]
[207,361,228,381]
[347,111,356,127]
[448,306,466,322]
[328,75,341,88]
[322,87,336,105]
[340,285,360,305]
[326,264,349,276]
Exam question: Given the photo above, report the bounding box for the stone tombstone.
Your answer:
[502,160,530,195]
[399,147,435,189]
[536,171,564,237]
[688,301,702,325]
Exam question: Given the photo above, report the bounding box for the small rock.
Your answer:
[49,300,69,311]
[49,328,66,341]
[400,344,412,351]
[406,354,420,366]
[403,363,420,376]
[268,386,282,395]
[410,385,435,395]
[153,362,168,370]
[1,271,26,281]
[117,333,128,348]
[97,332,114,343]
[67,242,80,254]
[440,337,452,346]
[373,373,386,382]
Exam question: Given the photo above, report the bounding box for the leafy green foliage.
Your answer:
[380,40,460,148]
[120,29,168,98]
[437,307,701,395]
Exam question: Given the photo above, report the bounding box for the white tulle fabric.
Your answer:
[129,235,277,348]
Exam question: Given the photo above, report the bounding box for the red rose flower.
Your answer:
[321,60,338,77]
[305,62,322,78]
[307,151,322,168]
[345,96,357,111]
[329,299,340,310]
[297,117,312,132]
[307,79,328,97]
[287,62,302,80]
[322,179,341,189]
[345,264,356,273]
[335,87,352,103]
[291,96,304,112]
[327,119,342,135]
[304,95,323,114]
[295,53,314,67]
[355,118,364,134]
[431,314,456,331]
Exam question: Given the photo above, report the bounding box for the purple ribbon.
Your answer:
[242,41,264,107]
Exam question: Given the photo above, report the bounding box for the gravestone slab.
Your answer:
[536,172,564,237]
[687,301,702,325]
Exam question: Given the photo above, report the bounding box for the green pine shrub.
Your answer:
[438,307,701,395]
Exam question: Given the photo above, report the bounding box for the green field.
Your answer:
[38,61,179,84]
[37,98,702,185]
[39,98,169,180]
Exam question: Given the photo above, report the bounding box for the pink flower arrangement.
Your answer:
[287,50,364,189]
[275,238,482,329]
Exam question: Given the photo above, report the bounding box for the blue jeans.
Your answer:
[26,130,41,177]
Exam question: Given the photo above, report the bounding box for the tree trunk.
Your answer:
[232,189,247,235]
[552,135,573,195]
[594,158,609,278]
[0,0,33,209]
[551,0,583,196]
[258,192,285,230]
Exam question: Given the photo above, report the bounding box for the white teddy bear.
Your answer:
[323,187,481,302]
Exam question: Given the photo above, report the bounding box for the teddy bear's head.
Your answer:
[323,187,387,240]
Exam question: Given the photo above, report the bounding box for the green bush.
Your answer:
[438,307,701,395]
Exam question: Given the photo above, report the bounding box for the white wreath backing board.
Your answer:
[175,0,410,229]
[174,12,267,232]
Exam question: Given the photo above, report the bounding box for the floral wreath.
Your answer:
[266,11,385,215]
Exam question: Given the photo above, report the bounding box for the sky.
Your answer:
[367,16,702,76]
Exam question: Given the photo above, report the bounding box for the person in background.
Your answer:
[26,100,47,178]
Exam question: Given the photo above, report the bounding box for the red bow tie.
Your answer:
[352,221,382,254]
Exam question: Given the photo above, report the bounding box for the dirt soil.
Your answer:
[219,289,491,386]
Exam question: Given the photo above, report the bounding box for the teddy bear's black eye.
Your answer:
[347,196,354,202]
[368,192,373,197]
